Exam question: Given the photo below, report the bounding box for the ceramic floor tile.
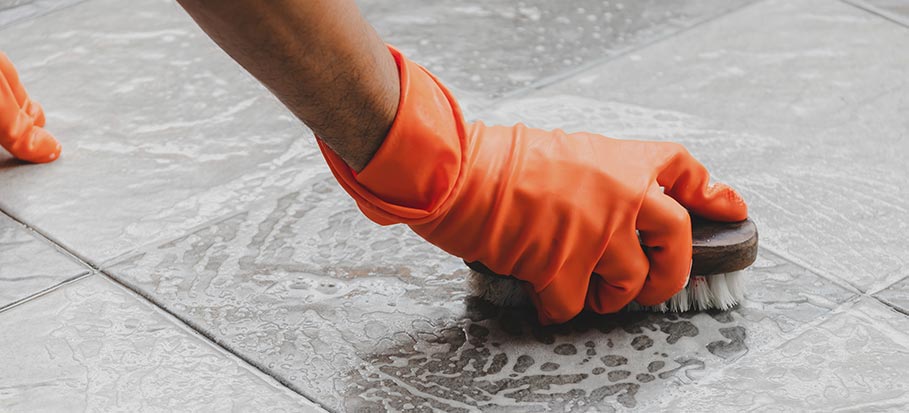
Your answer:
[0,0,326,265]
[636,297,909,411]
[0,274,322,412]
[501,0,909,293]
[847,0,909,26]
[0,0,84,29]
[0,212,88,309]
[106,173,855,411]
[358,0,755,99]
[876,276,909,315]
[0,0,28,9]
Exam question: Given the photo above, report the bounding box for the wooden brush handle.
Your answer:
[690,217,757,275]
[465,217,758,277]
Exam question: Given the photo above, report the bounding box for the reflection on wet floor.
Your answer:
[358,0,756,98]
[349,301,746,411]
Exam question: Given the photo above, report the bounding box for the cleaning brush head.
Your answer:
[465,217,758,313]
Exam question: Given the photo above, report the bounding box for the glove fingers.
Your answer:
[528,266,591,325]
[27,100,45,127]
[8,126,61,163]
[635,184,693,306]
[656,144,748,222]
[0,52,29,107]
[588,234,649,313]
[0,75,30,140]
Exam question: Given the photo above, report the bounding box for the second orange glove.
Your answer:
[319,47,747,325]
[0,52,61,163]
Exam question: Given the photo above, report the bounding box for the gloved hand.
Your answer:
[319,47,747,325]
[1,52,61,163]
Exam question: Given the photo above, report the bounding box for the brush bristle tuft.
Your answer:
[466,269,746,313]
[690,276,713,310]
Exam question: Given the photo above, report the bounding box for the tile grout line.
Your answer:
[758,243,863,295]
[688,295,867,388]
[0,270,93,314]
[867,272,909,296]
[0,202,100,313]
[759,244,909,319]
[480,0,770,110]
[97,171,334,271]
[840,0,909,29]
[0,207,97,270]
[0,206,332,412]
[95,269,335,412]
[874,294,909,317]
[760,243,909,319]
[95,208,253,270]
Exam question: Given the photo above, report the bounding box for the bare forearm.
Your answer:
[176,0,399,171]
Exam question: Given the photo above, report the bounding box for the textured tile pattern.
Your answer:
[0,0,323,265]
[876,276,909,315]
[0,213,88,309]
[0,0,84,28]
[531,0,909,293]
[639,298,909,411]
[359,0,754,99]
[849,0,909,26]
[106,174,854,409]
[0,275,322,412]
[0,0,30,10]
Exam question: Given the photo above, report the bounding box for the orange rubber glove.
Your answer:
[318,47,747,325]
[0,52,61,163]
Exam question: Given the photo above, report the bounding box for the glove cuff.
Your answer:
[317,46,467,225]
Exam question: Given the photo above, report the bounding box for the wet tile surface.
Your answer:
[876,276,909,314]
[0,0,84,29]
[849,0,909,25]
[639,297,909,411]
[0,274,322,412]
[106,172,854,409]
[0,0,323,265]
[359,0,755,100]
[0,0,29,9]
[0,212,88,309]
[525,0,909,293]
[2,0,907,411]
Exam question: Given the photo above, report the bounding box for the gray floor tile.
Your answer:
[636,297,909,411]
[876,276,909,314]
[0,0,84,29]
[847,0,909,27]
[359,0,755,99]
[0,0,326,265]
[504,0,909,292]
[106,174,855,410]
[0,212,87,309]
[0,0,28,9]
[0,274,322,412]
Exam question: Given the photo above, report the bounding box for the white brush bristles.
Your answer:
[689,276,712,310]
[708,273,738,310]
[668,287,690,313]
[724,270,745,302]
[467,270,747,313]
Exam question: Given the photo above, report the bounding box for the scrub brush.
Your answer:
[465,217,758,313]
